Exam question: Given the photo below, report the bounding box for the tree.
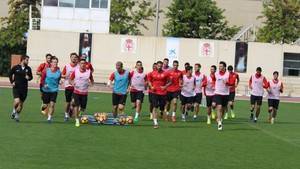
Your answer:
[110,0,156,35]
[257,0,300,44]
[162,0,239,40]
[0,0,40,76]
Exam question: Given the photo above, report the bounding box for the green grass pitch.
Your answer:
[0,88,300,169]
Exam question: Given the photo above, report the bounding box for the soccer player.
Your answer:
[214,61,234,130]
[267,71,283,124]
[148,63,157,120]
[61,52,79,121]
[180,66,196,122]
[165,60,182,122]
[108,61,130,123]
[203,65,217,124]
[193,63,205,120]
[81,54,94,73]
[148,61,170,128]
[70,59,94,127]
[36,53,52,92]
[182,62,191,75]
[225,65,240,119]
[249,67,268,123]
[162,58,171,72]
[9,55,33,122]
[40,57,61,123]
[129,61,147,123]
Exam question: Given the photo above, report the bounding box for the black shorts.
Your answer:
[268,99,280,109]
[152,94,166,108]
[206,95,214,107]
[180,94,194,105]
[39,84,43,93]
[130,91,144,103]
[214,95,229,107]
[13,88,28,102]
[194,93,202,104]
[42,92,58,104]
[228,92,236,102]
[65,89,74,102]
[148,93,154,104]
[166,91,180,102]
[73,93,88,110]
[112,93,127,106]
[250,95,263,106]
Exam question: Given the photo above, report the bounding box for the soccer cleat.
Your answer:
[15,117,20,122]
[153,124,159,129]
[211,111,216,120]
[171,116,176,123]
[75,119,80,127]
[224,113,228,120]
[207,118,211,125]
[149,113,153,120]
[134,117,139,124]
[231,111,236,119]
[193,115,197,120]
[47,119,52,124]
[64,116,69,122]
[217,123,223,131]
[181,114,186,122]
[270,118,275,124]
[10,112,16,119]
[254,117,258,123]
[250,113,254,121]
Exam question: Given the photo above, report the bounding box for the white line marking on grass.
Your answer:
[246,123,300,148]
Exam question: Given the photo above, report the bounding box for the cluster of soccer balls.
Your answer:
[94,112,108,124]
[119,116,134,125]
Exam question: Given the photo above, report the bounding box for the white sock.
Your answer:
[218,120,222,126]
[207,115,211,119]
[166,112,169,116]
[13,108,16,113]
[193,114,197,118]
[153,118,158,125]
[65,112,69,118]
[47,115,52,120]
[15,112,19,118]
[254,117,258,120]
[182,114,185,119]
[135,112,139,118]
[172,112,176,116]
[76,118,80,123]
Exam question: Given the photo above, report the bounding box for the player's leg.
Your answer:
[148,93,153,120]
[73,94,81,127]
[211,96,217,120]
[152,94,160,128]
[130,92,137,110]
[134,92,144,123]
[229,92,236,118]
[271,100,279,124]
[47,92,57,123]
[215,95,223,130]
[64,89,72,121]
[267,99,273,122]
[180,95,186,121]
[254,96,262,123]
[164,93,171,120]
[112,93,119,121]
[117,94,127,114]
[170,96,178,122]
[250,95,255,120]
[206,96,213,124]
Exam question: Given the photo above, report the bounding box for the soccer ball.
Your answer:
[94,112,107,124]
[126,116,133,124]
[80,115,89,124]
[119,116,126,125]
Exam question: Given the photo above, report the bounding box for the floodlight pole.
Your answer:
[29,4,32,30]
[155,0,160,37]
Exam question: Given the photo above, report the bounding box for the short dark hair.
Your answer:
[256,67,262,72]
[80,59,86,62]
[153,62,157,66]
[21,55,29,61]
[163,58,169,62]
[228,65,233,71]
[51,56,58,62]
[211,65,217,70]
[186,66,193,71]
[173,60,179,64]
[45,53,52,58]
[70,52,78,57]
[195,63,201,68]
[157,61,163,65]
[273,71,279,75]
[219,61,227,68]
[136,60,142,64]
[184,62,190,67]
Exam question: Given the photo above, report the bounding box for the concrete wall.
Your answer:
[27,30,300,96]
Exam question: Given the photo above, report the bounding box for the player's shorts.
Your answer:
[250,95,263,106]
[13,87,28,102]
[130,91,144,103]
[112,93,127,106]
[268,99,280,109]
[151,94,166,108]
[166,91,181,102]
[228,92,236,102]
[39,84,43,93]
[194,93,202,104]
[206,95,214,107]
[65,89,74,102]
[180,94,194,105]
[73,93,88,110]
[148,93,154,104]
[214,94,229,107]
[42,92,58,104]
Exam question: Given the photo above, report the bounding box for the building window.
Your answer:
[59,0,74,7]
[75,0,90,8]
[44,0,58,6]
[91,0,108,8]
[283,53,300,76]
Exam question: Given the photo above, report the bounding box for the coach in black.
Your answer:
[8,55,33,122]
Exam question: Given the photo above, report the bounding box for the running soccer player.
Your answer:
[40,57,61,123]
[267,71,283,124]
[61,52,79,121]
[225,65,240,119]
[81,54,94,73]
[9,55,33,122]
[214,61,234,130]
[36,53,52,92]
[165,60,182,122]
[148,61,170,128]
[129,61,147,123]
[69,59,94,127]
[193,63,205,120]
[148,63,157,120]
[249,67,268,123]
[162,58,172,72]
[180,66,196,122]
[108,61,130,123]
[203,65,217,124]
[182,62,191,75]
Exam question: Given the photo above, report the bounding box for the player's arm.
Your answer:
[202,75,207,88]
[236,73,240,87]
[61,66,67,78]
[280,82,284,93]
[107,73,114,88]
[248,76,252,90]
[8,66,16,86]
[69,71,75,85]
[147,73,154,90]
[162,74,171,90]
[26,67,33,81]
[263,77,269,89]
[40,70,47,88]
[226,74,235,86]
[89,72,94,86]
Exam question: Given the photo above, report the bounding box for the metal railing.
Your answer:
[231,24,256,42]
